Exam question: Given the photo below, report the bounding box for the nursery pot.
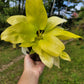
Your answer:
[27,47,41,61]
[22,47,41,61]
[29,53,41,61]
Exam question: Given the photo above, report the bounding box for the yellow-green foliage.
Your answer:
[1,0,81,68]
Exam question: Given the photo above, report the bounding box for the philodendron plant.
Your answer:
[1,0,82,68]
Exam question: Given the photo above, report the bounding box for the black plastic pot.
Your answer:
[27,47,41,61]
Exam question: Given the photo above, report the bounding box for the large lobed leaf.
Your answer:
[1,22,36,44]
[26,0,47,30]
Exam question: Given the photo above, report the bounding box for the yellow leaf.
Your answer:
[39,35,65,57]
[26,0,47,30]
[1,22,36,44]
[60,51,71,61]
[57,31,82,40]
[32,41,42,56]
[7,15,27,25]
[45,16,67,32]
[53,57,60,68]
[40,51,54,68]
[44,27,64,36]
[32,41,54,68]
[45,26,82,40]
[20,42,34,47]
[57,35,72,40]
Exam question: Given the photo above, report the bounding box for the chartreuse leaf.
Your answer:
[26,0,47,30]
[57,30,82,40]
[44,26,64,36]
[32,41,54,68]
[60,51,71,61]
[1,22,36,44]
[7,15,27,25]
[20,42,34,47]
[32,41,42,55]
[40,51,54,68]
[45,16,67,32]
[53,57,60,68]
[39,35,65,57]
[45,26,82,40]
[57,36,72,40]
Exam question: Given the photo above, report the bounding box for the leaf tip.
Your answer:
[68,58,71,62]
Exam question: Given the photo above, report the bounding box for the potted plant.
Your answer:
[1,0,82,68]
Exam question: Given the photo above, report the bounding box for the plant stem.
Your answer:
[38,30,40,37]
